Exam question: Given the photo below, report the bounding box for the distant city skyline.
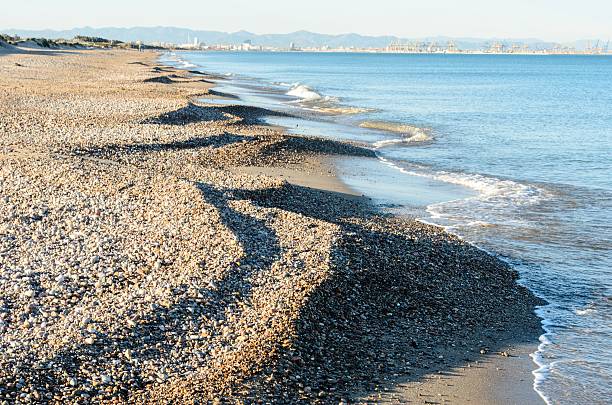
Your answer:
[2,0,611,43]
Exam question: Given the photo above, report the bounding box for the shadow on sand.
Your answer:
[140,102,289,126]
[24,180,541,403]
[72,132,252,159]
[53,95,543,402]
[209,182,543,402]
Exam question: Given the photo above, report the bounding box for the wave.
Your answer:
[378,154,553,403]
[364,121,433,147]
[360,120,421,134]
[575,308,597,315]
[287,84,323,101]
[575,305,597,316]
[165,53,197,69]
[464,220,497,228]
[531,309,555,405]
[431,173,546,205]
[377,156,550,209]
[373,138,405,148]
[285,84,373,115]
[373,136,430,148]
[309,105,374,115]
[378,157,554,405]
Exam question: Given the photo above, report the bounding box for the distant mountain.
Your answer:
[0,26,590,50]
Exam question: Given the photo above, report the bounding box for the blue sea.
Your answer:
[165,51,612,404]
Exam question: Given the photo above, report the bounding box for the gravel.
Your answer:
[0,49,542,404]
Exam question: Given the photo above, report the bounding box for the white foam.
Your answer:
[378,156,548,208]
[373,133,431,148]
[530,305,556,405]
[287,84,323,101]
[464,220,496,228]
[405,130,432,143]
[575,307,597,316]
[167,54,197,69]
[309,105,374,115]
[373,138,405,148]
[363,122,433,147]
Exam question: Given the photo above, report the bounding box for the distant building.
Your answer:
[178,35,202,50]
[240,40,261,51]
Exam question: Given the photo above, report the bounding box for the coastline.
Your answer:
[0,47,543,403]
[167,52,546,405]
[229,157,544,405]
[233,158,544,405]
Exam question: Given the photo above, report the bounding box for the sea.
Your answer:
[162,51,612,404]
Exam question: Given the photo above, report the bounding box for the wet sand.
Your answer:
[229,155,361,197]
[0,47,543,403]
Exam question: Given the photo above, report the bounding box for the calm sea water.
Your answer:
[168,52,612,404]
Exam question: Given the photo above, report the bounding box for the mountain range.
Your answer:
[1,26,595,50]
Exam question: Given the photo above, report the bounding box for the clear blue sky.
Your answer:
[3,0,610,42]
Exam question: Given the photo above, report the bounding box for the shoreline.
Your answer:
[0,47,543,403]
[229,150,545,405]
[168,53,546,404]
[234,156,545,405]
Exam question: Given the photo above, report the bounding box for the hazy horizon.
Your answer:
[1,26,607,44]
[2,0,611,43]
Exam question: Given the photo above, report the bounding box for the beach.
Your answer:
[0,47,543,404]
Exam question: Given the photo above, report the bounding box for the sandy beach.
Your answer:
[0,47,543,403]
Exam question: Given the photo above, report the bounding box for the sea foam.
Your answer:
[287,84,323,101]
[377,156,550,212]
[363,121,433,147]
[285,84,371,115]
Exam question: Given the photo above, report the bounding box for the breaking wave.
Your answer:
[287,84,323,101]
[363,121,433,147]
[377,156,550,210]
[285,84,373,115]
[309,105,375,115]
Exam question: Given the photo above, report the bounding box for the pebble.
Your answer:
[0,47,542,404]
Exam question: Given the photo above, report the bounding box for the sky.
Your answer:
[3,0,611,42]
